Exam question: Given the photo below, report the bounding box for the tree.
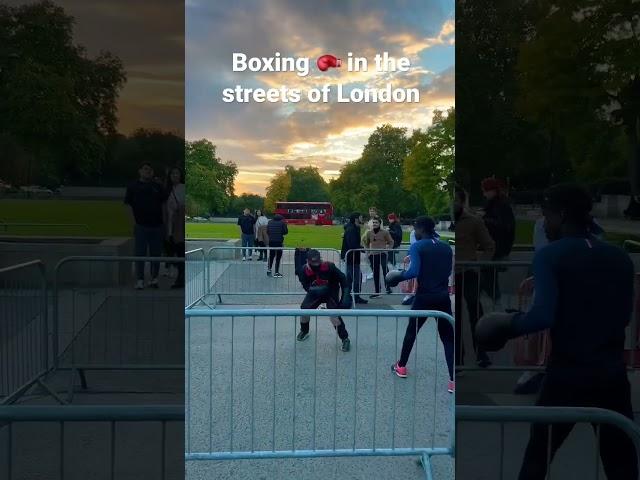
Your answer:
[329,125,423,217]
[185,139,237,216]
[516,1,640,211]
[0,1,126,186]
[265,170,292,212]
[228,193,265,215]
[264,165,329,212]
[404,109,455,216]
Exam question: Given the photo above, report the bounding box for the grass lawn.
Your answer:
[186,223,413,250]
[515,219,640,248]
[0,199,131,237]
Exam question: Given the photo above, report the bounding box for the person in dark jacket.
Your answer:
[298,249,352,352]
[340,212,367,304]
[237,208,256,261]
[387,213,403,267]
[476,183,637,479]
[267,213,288,277]
[481,177,515,302]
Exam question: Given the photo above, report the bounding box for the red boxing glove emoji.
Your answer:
[317,54,341,71]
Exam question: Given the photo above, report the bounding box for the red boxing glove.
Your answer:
[317,54,341,71]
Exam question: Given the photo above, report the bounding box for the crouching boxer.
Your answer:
[297,249,352,352]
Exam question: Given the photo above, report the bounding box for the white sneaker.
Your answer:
[242,257,247,261]
[366,273,374,281]
[135,280,144,290]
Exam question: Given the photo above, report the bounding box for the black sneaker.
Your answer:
[476,352,492,368]
[297,331,309,341]
[386,288,392,295]
[341,338,351,352]
[267,270,272,277]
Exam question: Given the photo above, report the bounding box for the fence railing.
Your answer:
[185,308,454,479]
[456,405,640,479]
[0,260,51,404]
[185,249,206,308]
[52,256,184,401]
[0,405,183,480]
[205,247,342,306]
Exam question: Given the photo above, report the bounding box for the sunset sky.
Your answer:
[186,0,454,195]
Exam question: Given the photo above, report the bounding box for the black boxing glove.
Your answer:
[475,312,519,352]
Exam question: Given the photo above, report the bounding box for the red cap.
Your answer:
[388,213,397,221]
[481,177,502,192]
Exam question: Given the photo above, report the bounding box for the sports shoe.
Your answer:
[341,338,351,352]
[274,272,283,278]
[392,362,407,378]
[267,270,272,277]
[386,288,392,295]
[135,280,144,290]
[242,257,246,261]
[370,294,381,299]
[477,352,492,368]
[149,278,159,289]
[448,380,455,394]
[297,331,309,341]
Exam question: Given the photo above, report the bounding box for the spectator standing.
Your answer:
[125,162,168,290]
[341,212,368,304]
[165,167,185,289]
[387,213,403,267]
[267,213,288,277]
[480,177,515,304]
[454,188,496,368]
[363,217,394,298]
[254,209,269,261]
[237,208,256,261]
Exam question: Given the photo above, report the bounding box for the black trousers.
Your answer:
[346,262,362,295]
[455,270,484,366]
[519,372,637,480]
[369,253,389,293]
[300,293,349,340]
[167,239,185,285]
[268,241,283,273]
[256,241,266,259]
[398,294,454,381]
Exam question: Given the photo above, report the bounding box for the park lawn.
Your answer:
[514,219,640,247]
[186,223,412,250]
[0,199,131,237]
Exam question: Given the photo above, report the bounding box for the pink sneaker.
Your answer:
[447,380,455,393]
[392,362,408,378]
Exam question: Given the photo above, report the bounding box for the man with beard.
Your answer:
[341,212,368,304]
[386,216,455,393]
[453,188,495,368]
[476,183,637,480]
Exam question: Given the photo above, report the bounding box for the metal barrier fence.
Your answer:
[205,246,342,305]
[52,256,184,401]
[344,248,455,300]
[456,260,533,371]
[0,261,50,404]
[456,405,640,479]
[0,405,183,480]
[456,257,640,372]
[185,249,206,308]
[185,308,455,480]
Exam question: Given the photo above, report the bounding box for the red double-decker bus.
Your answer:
[274,201,333,225]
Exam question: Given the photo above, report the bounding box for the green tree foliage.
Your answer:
[264,165,329,212]
[185,139,237,216]
[0,1,126,186]
[228,193,265,215]
[330,125,423,217]
[516,1,639,194]
[265,170,292,213]
[404,109,455,215]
